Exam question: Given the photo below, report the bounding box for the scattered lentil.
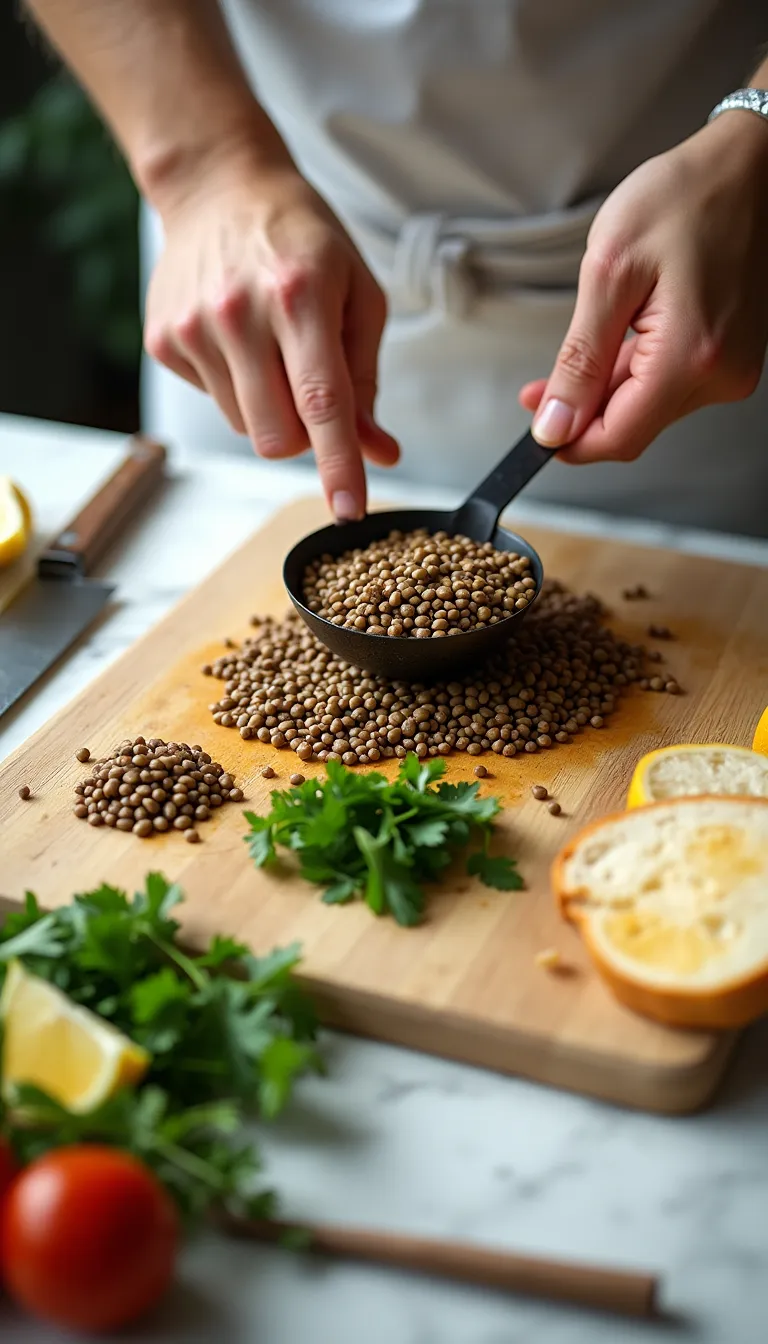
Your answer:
[75,747,90,763]
[535,948,562,971]
[302,527,536,640]
[622,584,649,601]
[531,785,548,801]
[548,801,562,816]
[17,786,31,801]
[289,773,305,786]
[648,624,674,640]
[206,581,680,766]
[262,765,276,779]
[473,764,487,778]
[72,737,240,839]
[185,829,200,844]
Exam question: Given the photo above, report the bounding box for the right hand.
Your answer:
[144,154,399,520]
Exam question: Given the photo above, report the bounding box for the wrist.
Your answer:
[135,98,296,219]
[693,107,768,178]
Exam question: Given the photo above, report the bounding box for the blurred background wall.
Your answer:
[0,6,140,430]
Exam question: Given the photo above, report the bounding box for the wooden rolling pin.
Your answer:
[219,1214,659,1319]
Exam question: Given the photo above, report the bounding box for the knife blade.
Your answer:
[0,434,166,718]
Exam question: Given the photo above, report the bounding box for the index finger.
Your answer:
[272,267,366,521]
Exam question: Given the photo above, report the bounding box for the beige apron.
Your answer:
[142,0,768,534]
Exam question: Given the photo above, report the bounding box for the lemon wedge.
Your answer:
[626,743,768,809]
[752,708,768,757]
[1,960,150,1113]
[0,477,32,569]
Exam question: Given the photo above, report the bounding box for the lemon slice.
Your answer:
[626,743,768,809]
[752,708,768,757]
[0,477,32,569]
[1,960,150,1113]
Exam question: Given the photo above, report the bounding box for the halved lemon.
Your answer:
[1,960,150,1113]
[0,477,32,569]
[626,743,768,809]
[752,708,768,757]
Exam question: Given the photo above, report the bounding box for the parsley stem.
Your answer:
[151,1137,229,1190]
[148,934,208,992]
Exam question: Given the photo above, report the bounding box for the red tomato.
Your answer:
[1,1145,178,1332]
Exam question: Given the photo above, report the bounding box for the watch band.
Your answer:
[708,88,768,127]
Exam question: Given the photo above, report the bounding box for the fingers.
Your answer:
[172,312,247,435]
[532,248,650,449]
[213,288,308,459]
[345,265,400,469]
[556,321,689,464]
[270,260,368,520]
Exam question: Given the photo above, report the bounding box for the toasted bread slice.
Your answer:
[553,796,768,1029]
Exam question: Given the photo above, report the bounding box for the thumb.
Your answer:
[532,253,648,449]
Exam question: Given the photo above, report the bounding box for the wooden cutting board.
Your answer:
[2,497,767,1115]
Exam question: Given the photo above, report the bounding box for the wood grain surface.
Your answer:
[3,497,767,1114]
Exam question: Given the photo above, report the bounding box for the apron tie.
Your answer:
[390,213,474,319]
[354,196,606,321]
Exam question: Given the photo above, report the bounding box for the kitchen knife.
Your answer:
[0,434,166,718]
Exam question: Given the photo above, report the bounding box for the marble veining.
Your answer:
[1,415,767,1343]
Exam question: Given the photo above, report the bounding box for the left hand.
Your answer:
[520,112,768,464]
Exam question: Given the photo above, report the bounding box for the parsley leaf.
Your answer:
[245,754,522,926]
[466,851,524,891]
[0,875,322,1224]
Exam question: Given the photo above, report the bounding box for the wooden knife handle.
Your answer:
[39,435,167,578]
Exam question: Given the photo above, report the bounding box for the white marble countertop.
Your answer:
[1,412,768,1344]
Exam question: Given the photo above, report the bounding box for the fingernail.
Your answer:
[332,491,363,523]
[533,398,575,448]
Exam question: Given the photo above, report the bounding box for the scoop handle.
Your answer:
[451,431,552,541]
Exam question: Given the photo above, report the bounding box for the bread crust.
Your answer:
[552,797,768,1030]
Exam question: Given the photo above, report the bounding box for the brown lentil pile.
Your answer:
[302,528,536,639]
[72,736,243,840]
[205,579,679,766]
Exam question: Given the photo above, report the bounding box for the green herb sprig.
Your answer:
[245,756,522,927]
[0,875,321,1221]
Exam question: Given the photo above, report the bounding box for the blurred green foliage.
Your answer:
[0,72,140,370]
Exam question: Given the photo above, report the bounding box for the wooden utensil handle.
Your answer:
[39,435,167,578]
[220,1215,659,1319]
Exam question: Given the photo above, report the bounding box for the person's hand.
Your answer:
[144,152,399,520]
[520,112,768,464]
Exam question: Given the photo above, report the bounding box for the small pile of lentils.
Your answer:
[202,580,681,766]
[73,736,243,841]
[302,528,536,638]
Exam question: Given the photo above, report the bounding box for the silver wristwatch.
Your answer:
[708,88,768,127]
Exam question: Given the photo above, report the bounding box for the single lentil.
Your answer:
[531,784,548,800]
[75,747,90,763]
[548,801,562,816]
[473,764,487,778]
[290,773,305,786]
[17,786,31,801]
[648,624,674,640]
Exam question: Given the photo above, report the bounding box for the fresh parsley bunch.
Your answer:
[0,875,321,1221]
[245,755,522,927]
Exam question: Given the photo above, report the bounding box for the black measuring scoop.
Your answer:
[283,430,552,681]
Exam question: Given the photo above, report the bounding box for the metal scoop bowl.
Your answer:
[283,431,552,680]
